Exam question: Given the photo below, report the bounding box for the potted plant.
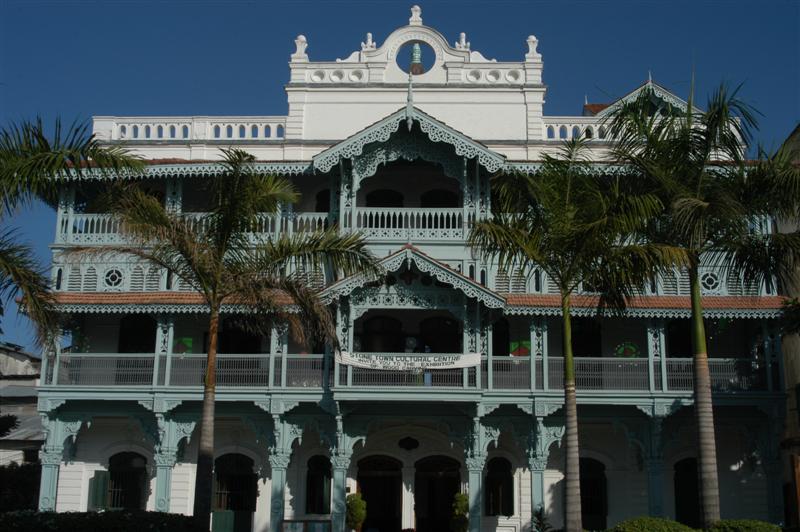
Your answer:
[346,493,366,532]
[450,492,469,532]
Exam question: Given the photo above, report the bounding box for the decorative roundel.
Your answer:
[506,70,522,83]
[613,341,640,358]
[349,70,365,82]
[466,70,482,83]
[103,268,124,289]
[486,70,501,83]
[700,272,721,293]
[310,70,325,82]
[330,70,344,82]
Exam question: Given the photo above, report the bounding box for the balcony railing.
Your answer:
[58,211,330,245]
[44,352,771,394]
[352,207,471,241]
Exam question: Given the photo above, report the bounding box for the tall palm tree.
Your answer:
[469,140,685,532]
[608,83,800,527]
[0,118,141,343]
[96,148,378,526]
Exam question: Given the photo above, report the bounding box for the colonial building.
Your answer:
[37,6,785,532]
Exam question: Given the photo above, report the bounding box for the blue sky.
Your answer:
[1,0,798,353]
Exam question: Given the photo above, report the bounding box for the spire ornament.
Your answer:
[409,5,422,26]
[406,71,414,132]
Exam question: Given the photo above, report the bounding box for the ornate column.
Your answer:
[466,455,485,532]
[531,318,548,390]
[37,416,84,511]
[154,448,177,512]
[401,465,416,530]
[151,414,195,513]
[647,320,666,392]
[466,416,486,532]
[268,452,290,532]
[154,317,174,386]
[644,418,665,516]
[331,453,351,532]
[527,416,563,517]
[38,448,62,511]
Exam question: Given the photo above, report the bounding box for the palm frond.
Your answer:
[0,228,57,346]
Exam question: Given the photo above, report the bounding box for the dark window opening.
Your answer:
[493,319,510,357]
[420,189,459,208]
[580,457,607,530]
[315,189,331,213]
[108,452,147,510]
[366,189,404,208]
[666,319,692,358]
[485,457,513,516]
[571,318,602,357]
[306,455,332,514]
[674,458,700,528]
[214,453,257,532]
[118,315,156,353]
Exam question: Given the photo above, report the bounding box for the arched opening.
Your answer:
[276,125,284,138]
[182,125,190,138]
[580,457,608,530]
[213,453,257,532]
[107,451,147,510]
[357,455,402,532]
[415,455,461,532]
[420,189,459,208]
[169,125,176,138]
[315,189,331,212]
[559,126,568,139]
[674,458,700,528]
[118,315,156,354]
[306,455,332,514]
[547,126,555,139]
[485,457,513,516]
[572,126,581,139]
[366,189,404,208]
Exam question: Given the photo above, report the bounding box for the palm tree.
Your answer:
[608,83,800,527]
[0,118,141,343]
[469,140,685,532]
[96,148,378,526]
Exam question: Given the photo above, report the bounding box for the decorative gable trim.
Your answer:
[322,245,506,309]
[312,106,506,174]
[595,80,701,118]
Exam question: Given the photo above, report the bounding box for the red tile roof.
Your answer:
[583,103,611,115]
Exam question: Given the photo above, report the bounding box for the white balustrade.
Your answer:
[542,117,608,142]
[355,207,467,240]
[98,116,287,141]
[491,357,531,389]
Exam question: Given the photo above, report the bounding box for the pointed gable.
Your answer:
[322,245,506,309]
[588,80,701,118]
[312,106,506,175]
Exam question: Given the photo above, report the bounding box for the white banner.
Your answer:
[336,351,481,371]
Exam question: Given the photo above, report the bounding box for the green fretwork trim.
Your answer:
[312,106,507,174]
[51,161,313,181]
[321,245,506,309]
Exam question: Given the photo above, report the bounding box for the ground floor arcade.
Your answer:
[37,401,781,532]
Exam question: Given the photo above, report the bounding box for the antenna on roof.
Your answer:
[406,71,414,131]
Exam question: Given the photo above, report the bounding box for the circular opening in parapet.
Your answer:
[396,40,435,76]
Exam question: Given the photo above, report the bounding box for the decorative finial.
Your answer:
[406,71,414,132]
[361,32,376,51]
[291,35,308,62]
[410,5,422,26]
[584,94,589,105]
[455,32,470,51]
[648,70,653,83]
[525,35,541,61]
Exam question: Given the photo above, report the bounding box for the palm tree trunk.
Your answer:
[562,293,582,532]
[689,267,720,526]
[193,306,220,528]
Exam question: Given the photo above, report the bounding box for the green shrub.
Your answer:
[606,516,695,532]
[0,510,206,532]
[707,519,780,532]
[533,508,553,532]
[346,493,366,530]
[450,492,469,532]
